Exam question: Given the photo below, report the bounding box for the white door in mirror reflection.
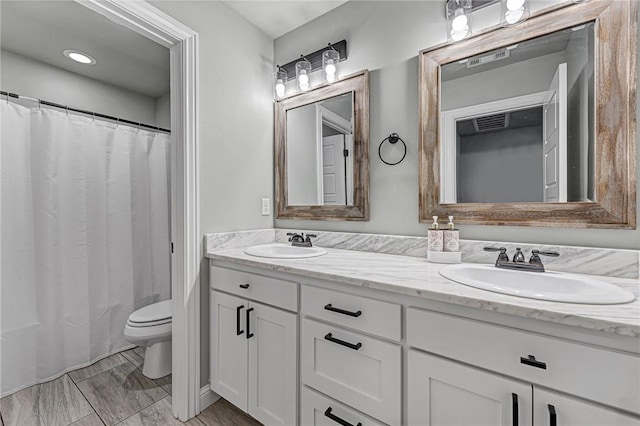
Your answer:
[543,63,567,202]
[322,134,347,204]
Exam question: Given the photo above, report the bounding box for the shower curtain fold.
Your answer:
[0,103,170,397]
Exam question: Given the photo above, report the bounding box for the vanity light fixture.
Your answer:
[274,66,287,99]
[322,44,340,84]
[295,56,312,91]
[63,49,96,65]
[273,40,348,100]
[446,0,472,42]
[500,0,530,26]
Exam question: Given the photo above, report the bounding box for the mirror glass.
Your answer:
[440,22,594,204]
[286,92,354,206]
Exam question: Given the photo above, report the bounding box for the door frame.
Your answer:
[316,105,353,204]
[440,91,548,203]
[75,1,200,421]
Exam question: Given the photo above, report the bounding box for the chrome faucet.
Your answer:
[484,247,559,272]
[286,232,317,248]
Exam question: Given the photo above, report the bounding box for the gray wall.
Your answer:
[458,126,543,203]
[155,92,171,129]
[150,1,274,388]
[321,93,352,121]
[287,104,320,205]
[274,1,640,250]
[1,49,158,125]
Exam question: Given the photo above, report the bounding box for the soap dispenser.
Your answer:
[427,216,444,252]
[444,215,459,252]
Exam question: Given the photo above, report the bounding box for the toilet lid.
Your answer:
[129,300,172,324]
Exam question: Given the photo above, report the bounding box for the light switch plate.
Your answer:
[261,198,270,216]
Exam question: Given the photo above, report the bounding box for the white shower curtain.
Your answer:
[0,102,171,397]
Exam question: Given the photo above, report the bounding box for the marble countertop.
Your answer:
[207,246,640,338]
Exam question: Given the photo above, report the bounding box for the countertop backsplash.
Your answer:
[204,229,639,279]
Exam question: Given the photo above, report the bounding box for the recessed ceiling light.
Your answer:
[63,49,96,65]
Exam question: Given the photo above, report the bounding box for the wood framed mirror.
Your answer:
[419,0,636,228]
[276,70,369,221]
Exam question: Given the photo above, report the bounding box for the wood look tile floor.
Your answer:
[0,348,263,426]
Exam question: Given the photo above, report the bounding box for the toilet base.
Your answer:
[142,340,172,379]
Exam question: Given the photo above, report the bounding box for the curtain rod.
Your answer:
[1,90,171,134]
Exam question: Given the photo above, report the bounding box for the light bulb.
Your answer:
[451,9,468,32]
[505,7,524,24]
[506,0,525,11]
[298,71,309,90]
[325,60,337,83]
[450,28,469,42]
[275,79,285,98]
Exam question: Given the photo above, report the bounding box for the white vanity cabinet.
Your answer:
[208,256,639,426]
[407,307,640,426]
[210,266,298,426]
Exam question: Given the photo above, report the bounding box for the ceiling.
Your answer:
[1,1,348,98]
[442,22,592,81]
[222,0,348,39]
[1,1,170,98]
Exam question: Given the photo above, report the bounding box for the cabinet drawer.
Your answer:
[301,318,401,425]
[407,307,640,415]
[301,386,386,426]
[302,285,401,341]
[210,265,298,312]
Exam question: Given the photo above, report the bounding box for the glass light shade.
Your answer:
[446,0,472,42]
[295,59,312,91]
[323,49,340,83]
[500,0,530,25]
[274,68,287,99]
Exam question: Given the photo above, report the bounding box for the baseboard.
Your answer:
[200,384,220,411]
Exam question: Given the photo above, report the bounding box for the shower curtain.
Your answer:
[0,102,171,397]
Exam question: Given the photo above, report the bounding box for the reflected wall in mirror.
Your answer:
[441,23,594,204]
[276,70,369,220]
[419,1,636,228]
[287,92,354,206]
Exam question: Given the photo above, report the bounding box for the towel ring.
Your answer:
[378,133,406,166]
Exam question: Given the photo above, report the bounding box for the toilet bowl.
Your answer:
[123,300,172,379]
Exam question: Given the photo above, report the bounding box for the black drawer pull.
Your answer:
[512,393,519,426]
[520,355,547,369]
[246,307,254,339]
[324,407,362,426]
[236,305,244,335]
[324,304,362,318]
[239,283,250,289]
[324,333,362,351]
[548,404,557,426]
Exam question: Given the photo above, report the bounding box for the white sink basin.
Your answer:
[439,264,635,304]
[244,243,327,259]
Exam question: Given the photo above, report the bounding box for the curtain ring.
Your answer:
[378,133,407,166]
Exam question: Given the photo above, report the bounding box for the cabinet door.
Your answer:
[534,388,640,426]
[408,349,532,426]
[247,301,297,426]
[211,290,248,411]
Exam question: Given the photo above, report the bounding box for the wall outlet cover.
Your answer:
[261,198,270,216]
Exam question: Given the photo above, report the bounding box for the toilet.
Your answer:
[123,300,172,379]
